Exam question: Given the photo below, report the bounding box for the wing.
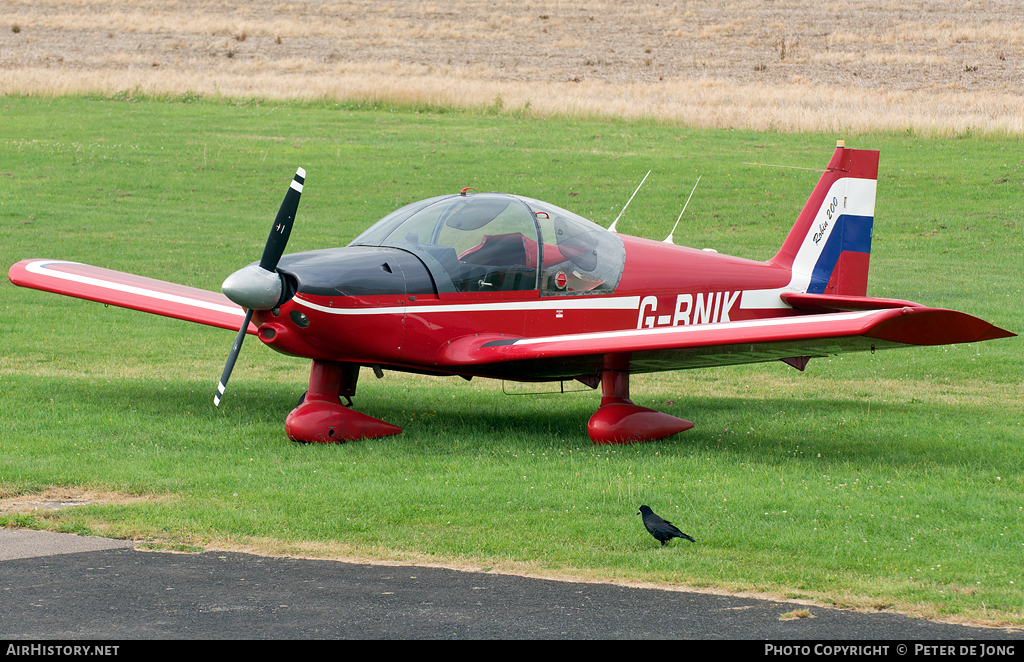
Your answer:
[650,514,680,531]
[435,305,1014,379]
[8,259,254,334]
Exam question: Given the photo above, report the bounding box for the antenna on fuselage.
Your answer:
[607,170,650,233]
[664,176,701,244]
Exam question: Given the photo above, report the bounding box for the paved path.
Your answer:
[1,529,1020,640]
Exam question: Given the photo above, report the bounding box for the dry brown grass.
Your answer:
[0,486,161,514]
[2,0,1023,133]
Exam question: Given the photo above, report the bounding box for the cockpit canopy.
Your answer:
[349,193,625,296]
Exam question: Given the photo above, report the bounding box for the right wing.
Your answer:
[8,259,254,334]
[435,305,1014,378]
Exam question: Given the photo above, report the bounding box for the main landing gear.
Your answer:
[285,360,692,445]
[285,361,401,443]
[587,369,693,444]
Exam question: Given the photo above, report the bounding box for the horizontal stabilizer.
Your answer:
[782,292,923,312]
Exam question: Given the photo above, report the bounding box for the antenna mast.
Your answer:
[663,176,701,244]
[607,170,650,233]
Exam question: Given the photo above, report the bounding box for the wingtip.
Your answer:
[978,325,1017,341]
[868,309,1017,346]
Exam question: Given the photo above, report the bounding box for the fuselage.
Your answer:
[252,219,795,382]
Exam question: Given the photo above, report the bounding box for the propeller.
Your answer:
[215,167,305,406]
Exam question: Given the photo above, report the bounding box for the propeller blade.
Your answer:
[259,167,305,272]
[215,308,254,406]
[216,167,304,406]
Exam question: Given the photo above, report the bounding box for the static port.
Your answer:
[290,310,310,328]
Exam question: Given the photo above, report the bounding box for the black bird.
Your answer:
[638,505,695,546]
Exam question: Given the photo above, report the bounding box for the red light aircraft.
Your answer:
[9,142,1014,444]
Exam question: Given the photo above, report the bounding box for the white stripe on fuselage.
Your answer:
[293,295,643,316]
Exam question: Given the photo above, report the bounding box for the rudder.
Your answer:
[770,143,880,297]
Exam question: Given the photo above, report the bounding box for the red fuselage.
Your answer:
[253,234,793,382]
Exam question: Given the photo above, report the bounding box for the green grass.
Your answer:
[1,94,1022,624]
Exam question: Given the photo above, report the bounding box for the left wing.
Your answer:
[8,259,253,334]
[436,305,1014,378]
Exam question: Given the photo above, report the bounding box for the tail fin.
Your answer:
[770,142,879,296]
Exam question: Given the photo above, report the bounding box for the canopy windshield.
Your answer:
[350,193,624,296]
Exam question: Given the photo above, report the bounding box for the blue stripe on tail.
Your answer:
[808,214,874,294]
